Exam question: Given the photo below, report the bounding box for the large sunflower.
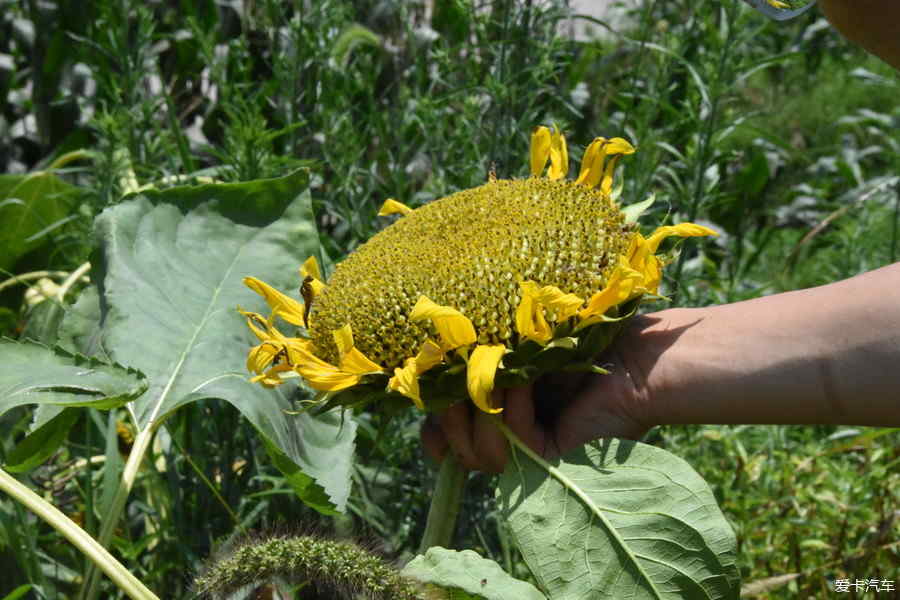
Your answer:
[241,127,715,413]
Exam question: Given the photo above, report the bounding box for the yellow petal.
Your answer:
[282,336,317,365]
[410,296,477,351]
[575,136,634,189]
[575,137,607,187]
[466,344,506,414]
[578,259,644,326]
[378,198,413,216]
[533,284,584,322]
[243,277,306,327]
[604,137,636,156]
[300,256,322,281]
[239,309,273,342]
[333,323,355,356]
[599,138,635,194]
[514,281,552,344]
[247,340,284,374]
[250,363,294,388]
[645,223,718,254]
[388,359,424,410]
[413,339,444,374]
[548,127,569,180]
[294,351,360,390]
[333,324,382,375]
[261,337,361,391]
[639,255,664,295]
[298,365,362,391]
[599,155,623,196]
[530,126,551,176]
[298,261,326,328]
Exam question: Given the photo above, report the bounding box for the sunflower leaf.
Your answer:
[402,547,546,600]
[621,194,655,225]
[498,438,740,600]
[0,338,147,416]
[0,338,144,471]
[89,169,356,512]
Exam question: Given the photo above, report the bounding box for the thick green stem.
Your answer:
[418,453,467,554]
[0,468,159,600]
[80,426,155,600]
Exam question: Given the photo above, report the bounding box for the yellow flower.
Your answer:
[242,126,716,413]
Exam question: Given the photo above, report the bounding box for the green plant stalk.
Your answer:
[79,425,156,600]
[48,149,92,170]
[0,468,159,600]
[417,452,467,554]
[494,420,663,597]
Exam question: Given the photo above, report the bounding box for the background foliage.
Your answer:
[0,0,897,598]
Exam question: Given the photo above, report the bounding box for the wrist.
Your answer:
[615,307,699,430]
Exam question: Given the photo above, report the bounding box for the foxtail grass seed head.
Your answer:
[194,534,423,599]
[241,126,717,413]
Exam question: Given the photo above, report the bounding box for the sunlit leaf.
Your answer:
[499,438,740,599]
[0,338,147,416]
[90,170,356,512]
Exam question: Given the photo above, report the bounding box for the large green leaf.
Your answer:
[89,171,356,512]
[58,285,107,360]
[499,438,740,600]
[5,408,81,473]
[0,338,147,416]
[0,172,82,270]
[402,547,546,600]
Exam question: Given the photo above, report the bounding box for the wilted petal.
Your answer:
[388,359,423,410]
[548,127,569,180]
[645,223,718,253]
[413,339,444,374]
[333,324,383,375]
[466,344,506,414]
[247,341,281,374]
[378,198,413,216]
[515,281,552,344]
[578,258,643,327]
[250,363,294,388]
[410,296,477,351]
[575,137,607,187]
[243,277,306,326]
[239,309,273,342]
[534,284,584,321]
[300,256,323,282]
[530,126,552,176]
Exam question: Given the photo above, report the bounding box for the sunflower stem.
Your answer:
[418,452,467,554]
[0,468,159,600]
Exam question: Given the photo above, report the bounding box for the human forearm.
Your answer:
[624,263,900,427]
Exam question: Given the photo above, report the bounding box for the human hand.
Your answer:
[420,335,655,474]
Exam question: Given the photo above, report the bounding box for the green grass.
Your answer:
[0,0,897,598]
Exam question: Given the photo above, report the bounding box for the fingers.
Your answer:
[420,415,447,463]
[439,401,480,470]
[440,395,509,473]
[502,385,552,458]
[419,386,552,473]
[473,408,507,474]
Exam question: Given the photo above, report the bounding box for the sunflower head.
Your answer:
[241,127,716,413]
